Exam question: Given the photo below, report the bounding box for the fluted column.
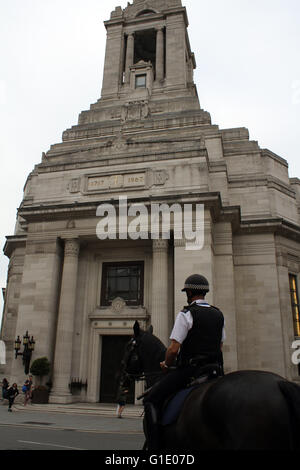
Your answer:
[49,239,80,404]
[125,33,134,84]
[151,240,169,346]
[156,28,164,81]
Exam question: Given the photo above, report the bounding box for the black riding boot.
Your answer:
[144,402,160,451]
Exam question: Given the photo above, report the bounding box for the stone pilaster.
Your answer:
[156,28,164,82]
[9,239,62,385]
[174,238,188,319]
[151,239,169,346]
[125,33,134,84]
[166,13,186,88]
[101,23,124,98]
[49,239,80,404]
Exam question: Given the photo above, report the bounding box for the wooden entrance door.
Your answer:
[100,335,135,404]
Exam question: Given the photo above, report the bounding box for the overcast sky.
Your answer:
[0,0,300,327]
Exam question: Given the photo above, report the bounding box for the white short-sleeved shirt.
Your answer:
[170,299,226,345]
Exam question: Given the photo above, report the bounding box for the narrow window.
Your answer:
[289,274,300,337]
[101,261,144,306]
[135,74,147,89]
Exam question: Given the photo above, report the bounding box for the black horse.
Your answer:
[124,321,300,451]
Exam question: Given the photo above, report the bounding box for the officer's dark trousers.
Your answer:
[144,365,200,409]
[143,365,201,451]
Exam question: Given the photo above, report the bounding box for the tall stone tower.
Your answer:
[1,0,300,403]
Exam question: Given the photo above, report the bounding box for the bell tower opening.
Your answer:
[134,29,156,72]
[122,28,166,84]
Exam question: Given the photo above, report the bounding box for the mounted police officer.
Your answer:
[143,274,225,451]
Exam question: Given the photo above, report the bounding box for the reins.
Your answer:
[125,370,164,381]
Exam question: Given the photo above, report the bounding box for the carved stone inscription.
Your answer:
[87,173,145,191]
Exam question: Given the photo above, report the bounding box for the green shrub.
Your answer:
[30,357,50,377]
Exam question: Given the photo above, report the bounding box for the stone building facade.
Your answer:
[1,0,300,403]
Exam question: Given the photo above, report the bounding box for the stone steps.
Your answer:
[13,402,144,418]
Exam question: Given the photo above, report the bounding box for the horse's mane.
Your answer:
[140,330,166,356]
[137,330,167,383]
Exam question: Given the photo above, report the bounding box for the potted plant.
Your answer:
[30,357,51,404]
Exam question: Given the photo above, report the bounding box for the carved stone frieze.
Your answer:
[68,178,81,194]
[153,170,169,186]
[121,100,150,122]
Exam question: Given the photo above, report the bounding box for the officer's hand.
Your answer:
[160,361,169,373]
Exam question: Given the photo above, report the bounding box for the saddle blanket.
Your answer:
[161,385,199,427]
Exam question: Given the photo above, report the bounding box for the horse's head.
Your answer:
[123,321,167,387]
[124,321,151,377]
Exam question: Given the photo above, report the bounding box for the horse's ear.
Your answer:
[147,325,153,335]
[133,320,140,337]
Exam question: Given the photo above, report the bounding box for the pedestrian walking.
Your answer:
[7,383,19,412]
[116,376,130,419]
[22,380,30,406]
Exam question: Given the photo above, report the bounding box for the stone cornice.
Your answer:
[228,174,296,198]
[62,110,211,143]
[45,135,207,160]
[3,235,27,258]
[262,148,288,168]
[37,148,205,174]
[239,218,300,243]
[17,192,240,227]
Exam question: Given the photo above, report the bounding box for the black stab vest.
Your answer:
[178,303,224,365]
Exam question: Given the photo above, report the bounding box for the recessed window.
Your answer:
[289,274,300,337]
[101,261,144,306]
[135,74,147,89]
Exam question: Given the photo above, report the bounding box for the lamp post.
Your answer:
[14,331,35,375]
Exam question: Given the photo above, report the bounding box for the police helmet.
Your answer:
[181,274,210,293]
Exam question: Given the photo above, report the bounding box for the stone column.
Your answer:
[151,240,169,346]
[49,239,80,404]
[156,28,164,81]
[125,33,134,84]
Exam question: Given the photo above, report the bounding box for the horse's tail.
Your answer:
[278,380,300,450]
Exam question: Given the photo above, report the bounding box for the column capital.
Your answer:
[64,239,80,257]
[152,239,169,252]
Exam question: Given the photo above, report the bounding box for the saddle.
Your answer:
[160,363,221,427]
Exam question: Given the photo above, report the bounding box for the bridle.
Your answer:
[124,337,163,382]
